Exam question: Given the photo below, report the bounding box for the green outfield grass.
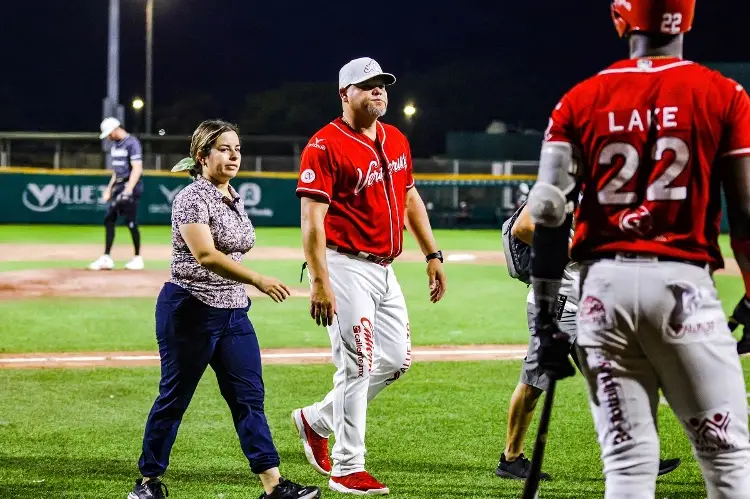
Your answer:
[0,257,745,353]
[0,261,530,353]
[0,224,737,256]
[0,226,746,498]
[0,269,742,354]
[0,359,723,499]
[0,224,505,252]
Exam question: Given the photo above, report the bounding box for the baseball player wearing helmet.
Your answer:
[527,1,750,497]
[292,57,447,495]
[89,117,145,271]
[497,202,681,480]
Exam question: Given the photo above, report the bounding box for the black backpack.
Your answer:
[501,202,532,285]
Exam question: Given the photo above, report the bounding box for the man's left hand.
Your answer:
[427,259,446,303]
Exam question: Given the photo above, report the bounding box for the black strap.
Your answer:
[556,295,567,321]
[300,262,308,283]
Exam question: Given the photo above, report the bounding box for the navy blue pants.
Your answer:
[138,283,280,476]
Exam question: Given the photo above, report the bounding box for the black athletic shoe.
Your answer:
[495,453,551,480]
[737,334,750,355]
[127,478,168,499]
[658,458,681,476]
[259,477,321,499]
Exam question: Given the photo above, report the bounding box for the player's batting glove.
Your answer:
[536,321,576,380]
[731,296,750,354]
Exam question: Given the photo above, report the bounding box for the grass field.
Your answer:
[0,224,746,498]
[0,224,737,257]
[0,225,510,252]
[2,360,735,499]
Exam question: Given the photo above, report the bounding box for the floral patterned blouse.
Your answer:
[169,175,256,308]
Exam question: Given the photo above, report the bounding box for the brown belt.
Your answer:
[327,245,393,267]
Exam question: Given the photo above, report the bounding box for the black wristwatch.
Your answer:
[425,250,443,263]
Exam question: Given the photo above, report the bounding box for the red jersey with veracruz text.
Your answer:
[296,117,415,259]
[546,58,750,269]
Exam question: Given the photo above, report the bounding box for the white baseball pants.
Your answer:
[302,249,412,476]
[576,256,750,499]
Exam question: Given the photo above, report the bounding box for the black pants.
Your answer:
[137,283,281,477]
[104,186,140,255]
[105,187,140,225]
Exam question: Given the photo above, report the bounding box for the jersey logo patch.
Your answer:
[307,137,326,151]
[637,59,653,70]
[618,206,653,237]
[300,169,316,184]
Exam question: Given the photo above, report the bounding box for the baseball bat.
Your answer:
[521,296,567,498]
[521,377,557,499]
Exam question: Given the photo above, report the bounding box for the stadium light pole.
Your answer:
[145,0,154,137]
[103,0,124,169]
[104,0,123,125]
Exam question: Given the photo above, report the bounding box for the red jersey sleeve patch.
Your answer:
[720,79,750,158]
[296,136,334,202]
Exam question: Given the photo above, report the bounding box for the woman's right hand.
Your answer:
[255,275,291,303]
[100,188,112,203]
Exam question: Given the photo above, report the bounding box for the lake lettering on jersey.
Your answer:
[607,106,680,133]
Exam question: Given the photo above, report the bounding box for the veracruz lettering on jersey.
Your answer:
[296,117,415,259]
[544,57,750,269]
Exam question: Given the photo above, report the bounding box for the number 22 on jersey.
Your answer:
[598,136,689,205]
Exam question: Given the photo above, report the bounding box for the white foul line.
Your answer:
[0,349,528,365]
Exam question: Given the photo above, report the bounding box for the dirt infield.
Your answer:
[0,268,312,299]
[0,344,529,369]
[0,243,507,300]
[0,242,741,274]
[0,243,739,301]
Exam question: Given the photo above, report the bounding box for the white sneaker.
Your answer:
[125,256,144,270]
[88,254,114,270]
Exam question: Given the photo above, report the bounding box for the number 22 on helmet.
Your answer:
[611,0,696,38]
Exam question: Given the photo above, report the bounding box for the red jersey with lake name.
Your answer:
[296,117,415,259]
[545,57,750,269]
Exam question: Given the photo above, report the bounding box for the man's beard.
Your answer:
[366,103,387,118]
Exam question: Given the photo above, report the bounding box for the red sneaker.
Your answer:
[292,409,331,475]
[329,471,390,495]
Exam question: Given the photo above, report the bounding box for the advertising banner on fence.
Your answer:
[1,171,301,226]
[0,169,731,232]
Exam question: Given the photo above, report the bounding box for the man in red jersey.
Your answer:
[291,57,447,495]
[526,1,750,497]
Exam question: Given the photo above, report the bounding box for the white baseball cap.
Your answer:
[99,117,121,139]
[338,57,396,89]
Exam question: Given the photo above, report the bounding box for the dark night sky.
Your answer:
[1,1,747,133]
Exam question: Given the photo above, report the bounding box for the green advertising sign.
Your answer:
[0,170,301,226]
[0,169,731,232]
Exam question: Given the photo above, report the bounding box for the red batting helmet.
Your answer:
[611,0,696,38]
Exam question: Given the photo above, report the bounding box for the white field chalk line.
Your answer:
[0,349,528,365]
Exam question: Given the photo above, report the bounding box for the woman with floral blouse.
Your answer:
[127,120,321,499]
